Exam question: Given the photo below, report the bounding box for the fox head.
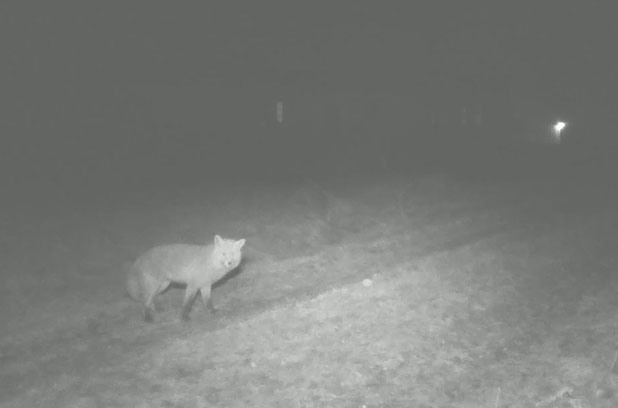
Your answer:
[212,235,246,270]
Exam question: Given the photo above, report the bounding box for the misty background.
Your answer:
[1,3,617,212]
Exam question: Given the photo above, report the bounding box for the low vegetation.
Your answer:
[1,174,617,407]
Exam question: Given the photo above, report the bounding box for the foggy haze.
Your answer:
[4,5,618,406]
[1,3,617,208]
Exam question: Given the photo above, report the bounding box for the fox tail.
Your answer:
[125,263,142,302]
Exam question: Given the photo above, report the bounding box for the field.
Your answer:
[1,173,618,407]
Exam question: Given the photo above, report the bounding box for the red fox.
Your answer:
[126,235,246,322]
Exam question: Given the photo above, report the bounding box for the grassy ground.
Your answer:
[1,174,618,407]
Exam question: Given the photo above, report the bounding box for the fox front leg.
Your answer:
[200,285,217,313]
[144,305,155,323]
[181,286,199,321]
[144,292,158,323]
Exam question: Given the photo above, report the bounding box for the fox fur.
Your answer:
[127,235,245,322]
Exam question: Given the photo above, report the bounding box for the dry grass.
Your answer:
[1,174,618,407]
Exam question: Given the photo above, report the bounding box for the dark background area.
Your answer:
[1,3,617,211]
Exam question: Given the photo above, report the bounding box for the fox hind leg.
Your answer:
[143,279,171,323]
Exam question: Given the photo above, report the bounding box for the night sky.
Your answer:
[1,3,617,203]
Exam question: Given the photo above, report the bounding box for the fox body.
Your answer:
[127,235,245,322]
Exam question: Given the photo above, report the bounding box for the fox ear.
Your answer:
[235,239,246,249]
[214,235,224,246]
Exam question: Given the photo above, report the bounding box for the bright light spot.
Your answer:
[551,120,567,143]
[553,121,566,134]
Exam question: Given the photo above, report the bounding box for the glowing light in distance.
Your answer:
[550,120,567,143]
[553,121,566,134]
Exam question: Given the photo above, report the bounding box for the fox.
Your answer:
[126,235,246,322]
